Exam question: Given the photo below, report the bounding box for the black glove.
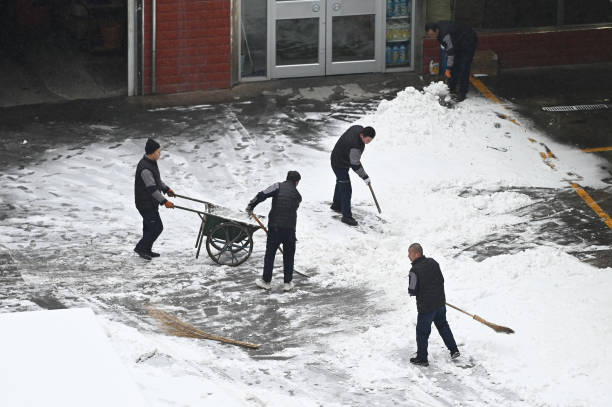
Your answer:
[245,205,253,214]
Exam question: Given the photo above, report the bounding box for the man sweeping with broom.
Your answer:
[408,243,460,366]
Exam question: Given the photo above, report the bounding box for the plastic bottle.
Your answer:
[399,44,406,64]
[386,0,393,18]
[386,45,392,65]
[392,45,400,65]
[399,0,407,17]
[406,0,412,20]
[394,0,402,17]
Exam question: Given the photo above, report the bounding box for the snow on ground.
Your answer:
[0,82,611,406]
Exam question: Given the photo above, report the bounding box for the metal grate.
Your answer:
[542,104,609,112]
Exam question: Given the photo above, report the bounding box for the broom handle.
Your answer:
[446,302,475,318]
[250,213,310,278]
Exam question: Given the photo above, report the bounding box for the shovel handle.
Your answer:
[368,184,382,214]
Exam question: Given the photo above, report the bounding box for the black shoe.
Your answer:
[410,357,429,367]
[150,251,160,258]
[134,247,152,261]
[453,93,466,103]
[450,350,460,359]
[341,216,358,226]
[330,204,341,213]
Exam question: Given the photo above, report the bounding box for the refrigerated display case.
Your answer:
[385,0,412,69]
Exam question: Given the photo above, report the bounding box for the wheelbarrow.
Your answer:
[173,194,261,267]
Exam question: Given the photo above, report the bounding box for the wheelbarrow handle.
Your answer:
[174,194,212,207]
[173,204,206,215]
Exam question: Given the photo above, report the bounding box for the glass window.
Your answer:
[332,15,375,62]
[564,0,612,25]
[453,0,612,30]
[241,0,267,77]
[275,18,319,66]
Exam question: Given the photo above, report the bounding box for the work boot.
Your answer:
[150,251,160,258]
[450,350,460,360]
[410,357,429,367]
[255,278,271,290]
[330,204,341,213]
[341,216,358,226]
[134,247,152,261]
[283,282,295,292]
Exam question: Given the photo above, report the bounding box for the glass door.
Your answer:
[269,0,326,78]
[326,0,382,75]
[269,0,383,78]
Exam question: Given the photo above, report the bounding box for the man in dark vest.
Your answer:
[408,243,460,366]
[246,171,302,292]
[134,138,175,260]
[425,21,478,102]
[330,125,375,226]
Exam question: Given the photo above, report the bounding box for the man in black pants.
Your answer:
[408,243,460,366]
[426,21,478,102]
[246,171,302,292]
[134,138,175,260]
[330,125,375,226]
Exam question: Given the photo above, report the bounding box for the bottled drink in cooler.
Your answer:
[399,44,406,64]
[386,45,392,65]
[386,0,393,17]
[392,45,400,64]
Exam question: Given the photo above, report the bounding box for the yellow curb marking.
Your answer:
[582,147,612,153]
[570,184,612,229]
[471,76,612,231]
[469,76,520,126]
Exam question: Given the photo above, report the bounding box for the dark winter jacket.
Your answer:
[134,155,170,211]
[248,180,302,230]
[330,125,369,180]
[435,21,477,68]
[408,256,446,314]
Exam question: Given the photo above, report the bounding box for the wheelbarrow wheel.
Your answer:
[206,222,253,266]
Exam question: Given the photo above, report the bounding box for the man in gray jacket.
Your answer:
[330,125,375,226]
[134,138,175,260]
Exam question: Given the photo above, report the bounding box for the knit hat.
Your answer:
[286,170,301,183]
[145,138,160,155]
[362,126,376,139]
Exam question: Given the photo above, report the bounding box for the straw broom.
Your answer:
[147,306,261,349]
[446,302,515,334]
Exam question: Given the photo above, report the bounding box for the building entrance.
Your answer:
[269,0,383,79]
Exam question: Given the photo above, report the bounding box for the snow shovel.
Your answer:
[249,213,310,278]
[446,302,514,334]
[368,184,382,214]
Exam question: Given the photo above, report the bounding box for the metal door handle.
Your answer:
[312,3,320,12]
[332,2,341,11]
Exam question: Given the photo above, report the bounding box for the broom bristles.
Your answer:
[474,315,515,334]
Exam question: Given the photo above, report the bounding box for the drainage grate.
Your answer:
[542,104,609,112]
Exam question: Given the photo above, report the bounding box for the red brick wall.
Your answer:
[423,27,612,73]
[144,0,231,94]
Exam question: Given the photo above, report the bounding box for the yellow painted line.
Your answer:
[471,76,612,231]
[582,147,612,153]
[469,76,520,126]
[571,183,612,230]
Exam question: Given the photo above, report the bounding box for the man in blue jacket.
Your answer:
[408,243,460,366]
[330,125,376,226]
[426,21,478,102]
[246,171,302,292]
[134,138,175,260]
